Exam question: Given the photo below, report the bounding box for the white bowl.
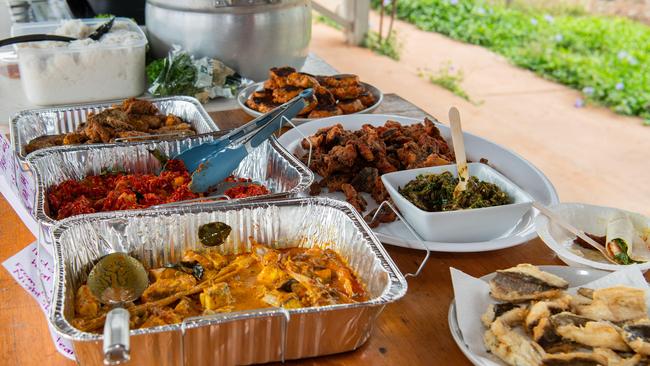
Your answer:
[381,163,534,243]
[535,202,650,272]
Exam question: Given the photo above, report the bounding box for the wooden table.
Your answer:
[0,94,565,366]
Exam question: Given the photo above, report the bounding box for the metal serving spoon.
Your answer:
[0,17,115,48]
[87,252,149,365]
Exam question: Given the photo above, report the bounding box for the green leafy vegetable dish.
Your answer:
[398,171,510,212]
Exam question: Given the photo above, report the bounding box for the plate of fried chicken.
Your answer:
[238,66,383,122]
[278,114,559,252]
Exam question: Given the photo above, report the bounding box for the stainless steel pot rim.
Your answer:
[49,196,408,341]
[146,0,307,12]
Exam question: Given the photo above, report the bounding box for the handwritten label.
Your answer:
[3,242,76,360]
[0,134,35,212]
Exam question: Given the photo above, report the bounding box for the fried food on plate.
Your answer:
[246,66,378,118]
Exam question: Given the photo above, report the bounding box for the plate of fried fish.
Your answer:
[238,66,383,122]
[278,114,559,252]
[449,264,650,366]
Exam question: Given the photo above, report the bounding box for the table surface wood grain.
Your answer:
[0,94,566,366]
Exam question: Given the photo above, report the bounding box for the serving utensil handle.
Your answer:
[103,307,131,365]
[449,107,468,191]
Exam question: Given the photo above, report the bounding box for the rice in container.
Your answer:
[11,18,147,105]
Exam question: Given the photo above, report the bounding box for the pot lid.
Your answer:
[147,0,305,11]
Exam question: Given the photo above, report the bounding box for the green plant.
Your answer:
[313,13,343,30]
[419,63,471,101]
[363,30,402,61]
[371,0,650,122]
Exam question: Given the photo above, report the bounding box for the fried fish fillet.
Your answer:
[481,303,526,328]
[623,320,650,355]
[576,286,647,323]
[484,318,546,366]
[489,264,569,302]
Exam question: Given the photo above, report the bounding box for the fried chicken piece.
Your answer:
[121,98,159,115]
[371,176,390,203]
[309,181,322,196]
[328,84,365,100]
[323,174,353,192]
[321,143,357,175]
[287,72,319,88]
[24,134,66,154]
[341,183,367,212]
[62,131,87,145]
[267,66,296,88]
[338,99,366,114]
[140,271,196,303]
[163,114,183,127]
[358,92,376,107]
[316,74,360,88]
[309,105,343,119]
[272,86,302,104]
[246,89,278,113]
[299,96,318,116]
[364,202,398,228]
[140,306,183,328]
[113,130,149,141]
[75,285,101,318]
[350,167,378,193]
[314,86,337,107]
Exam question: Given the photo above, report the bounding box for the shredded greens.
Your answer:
[399,171,511,212]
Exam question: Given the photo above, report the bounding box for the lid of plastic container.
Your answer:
[10,17,147,51]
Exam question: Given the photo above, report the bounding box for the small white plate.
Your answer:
[278,114,559,252]
[448,266,609,366]
[237,81,384,124]
[535,202,650,271]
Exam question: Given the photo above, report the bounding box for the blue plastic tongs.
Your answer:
[176,88,314,193]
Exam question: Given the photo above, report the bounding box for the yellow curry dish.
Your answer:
[72,241,369,332]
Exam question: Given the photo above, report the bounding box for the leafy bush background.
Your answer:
[372,0,650,120]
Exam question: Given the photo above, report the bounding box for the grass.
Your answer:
[362,30,402,61]
[313,13,343,30]
[371,0,650,122]
[419,62,472,102]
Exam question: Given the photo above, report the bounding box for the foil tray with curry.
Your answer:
[72,240,369,333]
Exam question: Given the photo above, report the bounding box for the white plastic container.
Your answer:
[382,163,534,242]
[12,18,147,105]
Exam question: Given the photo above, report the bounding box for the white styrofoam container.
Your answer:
[12,18,147,105]
[382,163,534,243]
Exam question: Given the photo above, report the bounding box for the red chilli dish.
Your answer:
[47,160,270,220]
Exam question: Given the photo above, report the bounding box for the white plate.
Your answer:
[448,266,609,366]
[237,81,384,124]
[277,114,560,252]
[535,202,650,271]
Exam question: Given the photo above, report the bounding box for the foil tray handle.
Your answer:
[368,201,431,278]
[181,307,291,363]
[103,308,131,365]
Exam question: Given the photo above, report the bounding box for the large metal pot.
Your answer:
[145,0,311,81]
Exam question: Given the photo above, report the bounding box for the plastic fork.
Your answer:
[185,88,313,193]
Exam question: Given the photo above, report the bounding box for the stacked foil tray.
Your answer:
[50,198,407,365]
[9,97,406,365]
